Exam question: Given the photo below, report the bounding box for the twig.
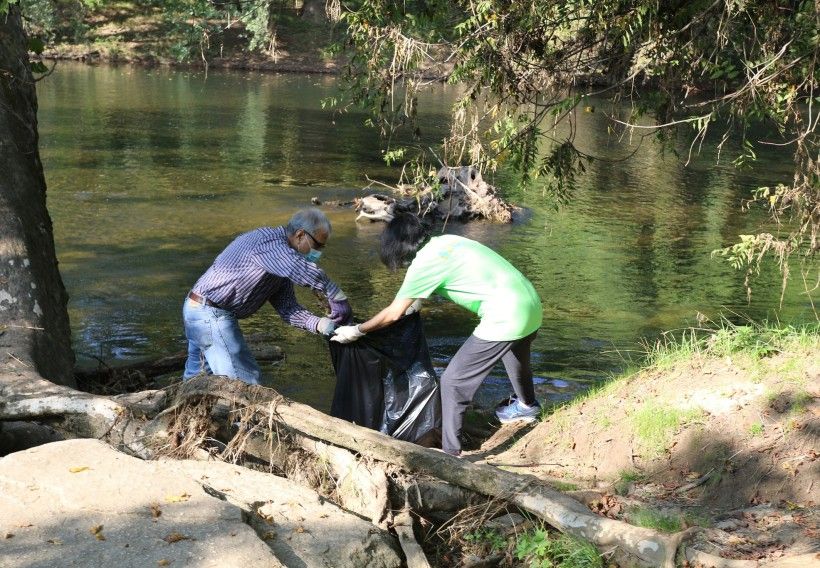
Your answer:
[483,461,567,468]
[675,469,714,493]
[6,352,29,367]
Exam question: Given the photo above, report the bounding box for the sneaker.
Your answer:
[495,398,541,424]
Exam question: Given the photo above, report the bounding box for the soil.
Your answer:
[462,346,820,564]
[39,5,344,74]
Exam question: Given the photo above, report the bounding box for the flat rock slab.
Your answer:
[163,459,403,568]
[0,439,401,568]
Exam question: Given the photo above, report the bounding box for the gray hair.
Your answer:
[286,208,331,237]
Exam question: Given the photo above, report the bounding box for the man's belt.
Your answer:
[187,291,221,309]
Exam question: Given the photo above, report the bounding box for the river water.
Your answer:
[36,63,816,411]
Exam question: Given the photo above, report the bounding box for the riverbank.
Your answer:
[49,320,820,566]
[34,2,343,74]
[459,321,819,565]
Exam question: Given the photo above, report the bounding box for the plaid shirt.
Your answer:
[191,226,340,332]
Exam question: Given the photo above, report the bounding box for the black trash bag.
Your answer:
[328,312,441,444]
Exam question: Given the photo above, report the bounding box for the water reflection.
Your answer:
[37,63,816,412]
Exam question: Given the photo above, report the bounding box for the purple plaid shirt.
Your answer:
[190,226,341,333]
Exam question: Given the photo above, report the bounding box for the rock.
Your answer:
[0,439,281,568]
[0,439,401,568]
[714,518,743,531]
[166,459,403,567]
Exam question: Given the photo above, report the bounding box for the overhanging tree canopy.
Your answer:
[331,0,818,293]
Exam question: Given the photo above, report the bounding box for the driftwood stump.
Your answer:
[356,166,515,223]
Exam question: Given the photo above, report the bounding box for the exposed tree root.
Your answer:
[1,372,804,567]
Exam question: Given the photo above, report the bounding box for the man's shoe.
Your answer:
[495,398,541,424]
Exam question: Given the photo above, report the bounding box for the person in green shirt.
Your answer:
[332,213,543,456]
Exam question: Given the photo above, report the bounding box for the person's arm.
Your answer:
[333,241,439,343]
[269,281,322,333]
[331,297,416,343]
[359,297,417,333]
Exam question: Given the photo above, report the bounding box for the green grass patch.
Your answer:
[791,390,812,415]
[551,480,579,491]
[643,328,703,369]
[642,321,820,368]
[749,422,765,437]
[630,403,703,456]
[775,356,809,386]
[683,510,713,528]
[629,507,683,533]
[515,527,602,568]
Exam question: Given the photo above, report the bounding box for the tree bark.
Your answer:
[4,374,812,568]
[170,376,687,567]
[0,6,74,386]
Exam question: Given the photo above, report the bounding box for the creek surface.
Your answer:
[38,63,815,411]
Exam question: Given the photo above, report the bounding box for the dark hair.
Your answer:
[380,212,430,271]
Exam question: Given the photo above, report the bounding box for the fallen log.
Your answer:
[74,343,284,392]
[3,373,802,567]
[173,376,688,567]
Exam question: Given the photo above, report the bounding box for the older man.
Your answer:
[183,208,351,384]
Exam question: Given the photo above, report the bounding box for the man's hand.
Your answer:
[329,298,353,325]
[316,317,336,336]
[330,324,365,344]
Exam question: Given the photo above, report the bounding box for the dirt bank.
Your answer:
[465,330,819,563]
[35,3,343,74]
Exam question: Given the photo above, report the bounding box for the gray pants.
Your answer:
[440,331,537,454]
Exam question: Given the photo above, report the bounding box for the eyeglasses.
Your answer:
[303,229,326,250]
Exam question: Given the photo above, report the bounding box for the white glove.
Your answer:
[331,324,365,343]
[404,299,422,316]
[316,317,336,336]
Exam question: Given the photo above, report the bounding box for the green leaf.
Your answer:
[28,37,45,55]
[0,1,18,16]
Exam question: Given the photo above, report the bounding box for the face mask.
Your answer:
[304,249,322,263]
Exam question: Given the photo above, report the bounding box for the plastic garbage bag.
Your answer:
[328,312,441,445]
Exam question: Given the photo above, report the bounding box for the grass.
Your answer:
[643,321,820,368]
[463,528,506,556]
[629,506,683,533]
[543,321,817,428]
[790,390,812,415]
[551,480,579,491]
[630,402,703,456]
[749,422,765,437]
[614,469,645,495]
[515,527,602,568]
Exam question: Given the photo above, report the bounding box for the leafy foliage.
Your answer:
[16,1,308,61]
[515,527,602,568]
[331,0,819,293]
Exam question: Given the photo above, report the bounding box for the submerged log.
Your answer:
[74,343,284,393]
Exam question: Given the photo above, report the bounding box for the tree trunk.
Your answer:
[0,6,74,387]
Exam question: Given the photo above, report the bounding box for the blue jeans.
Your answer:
[182,297,261,385]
